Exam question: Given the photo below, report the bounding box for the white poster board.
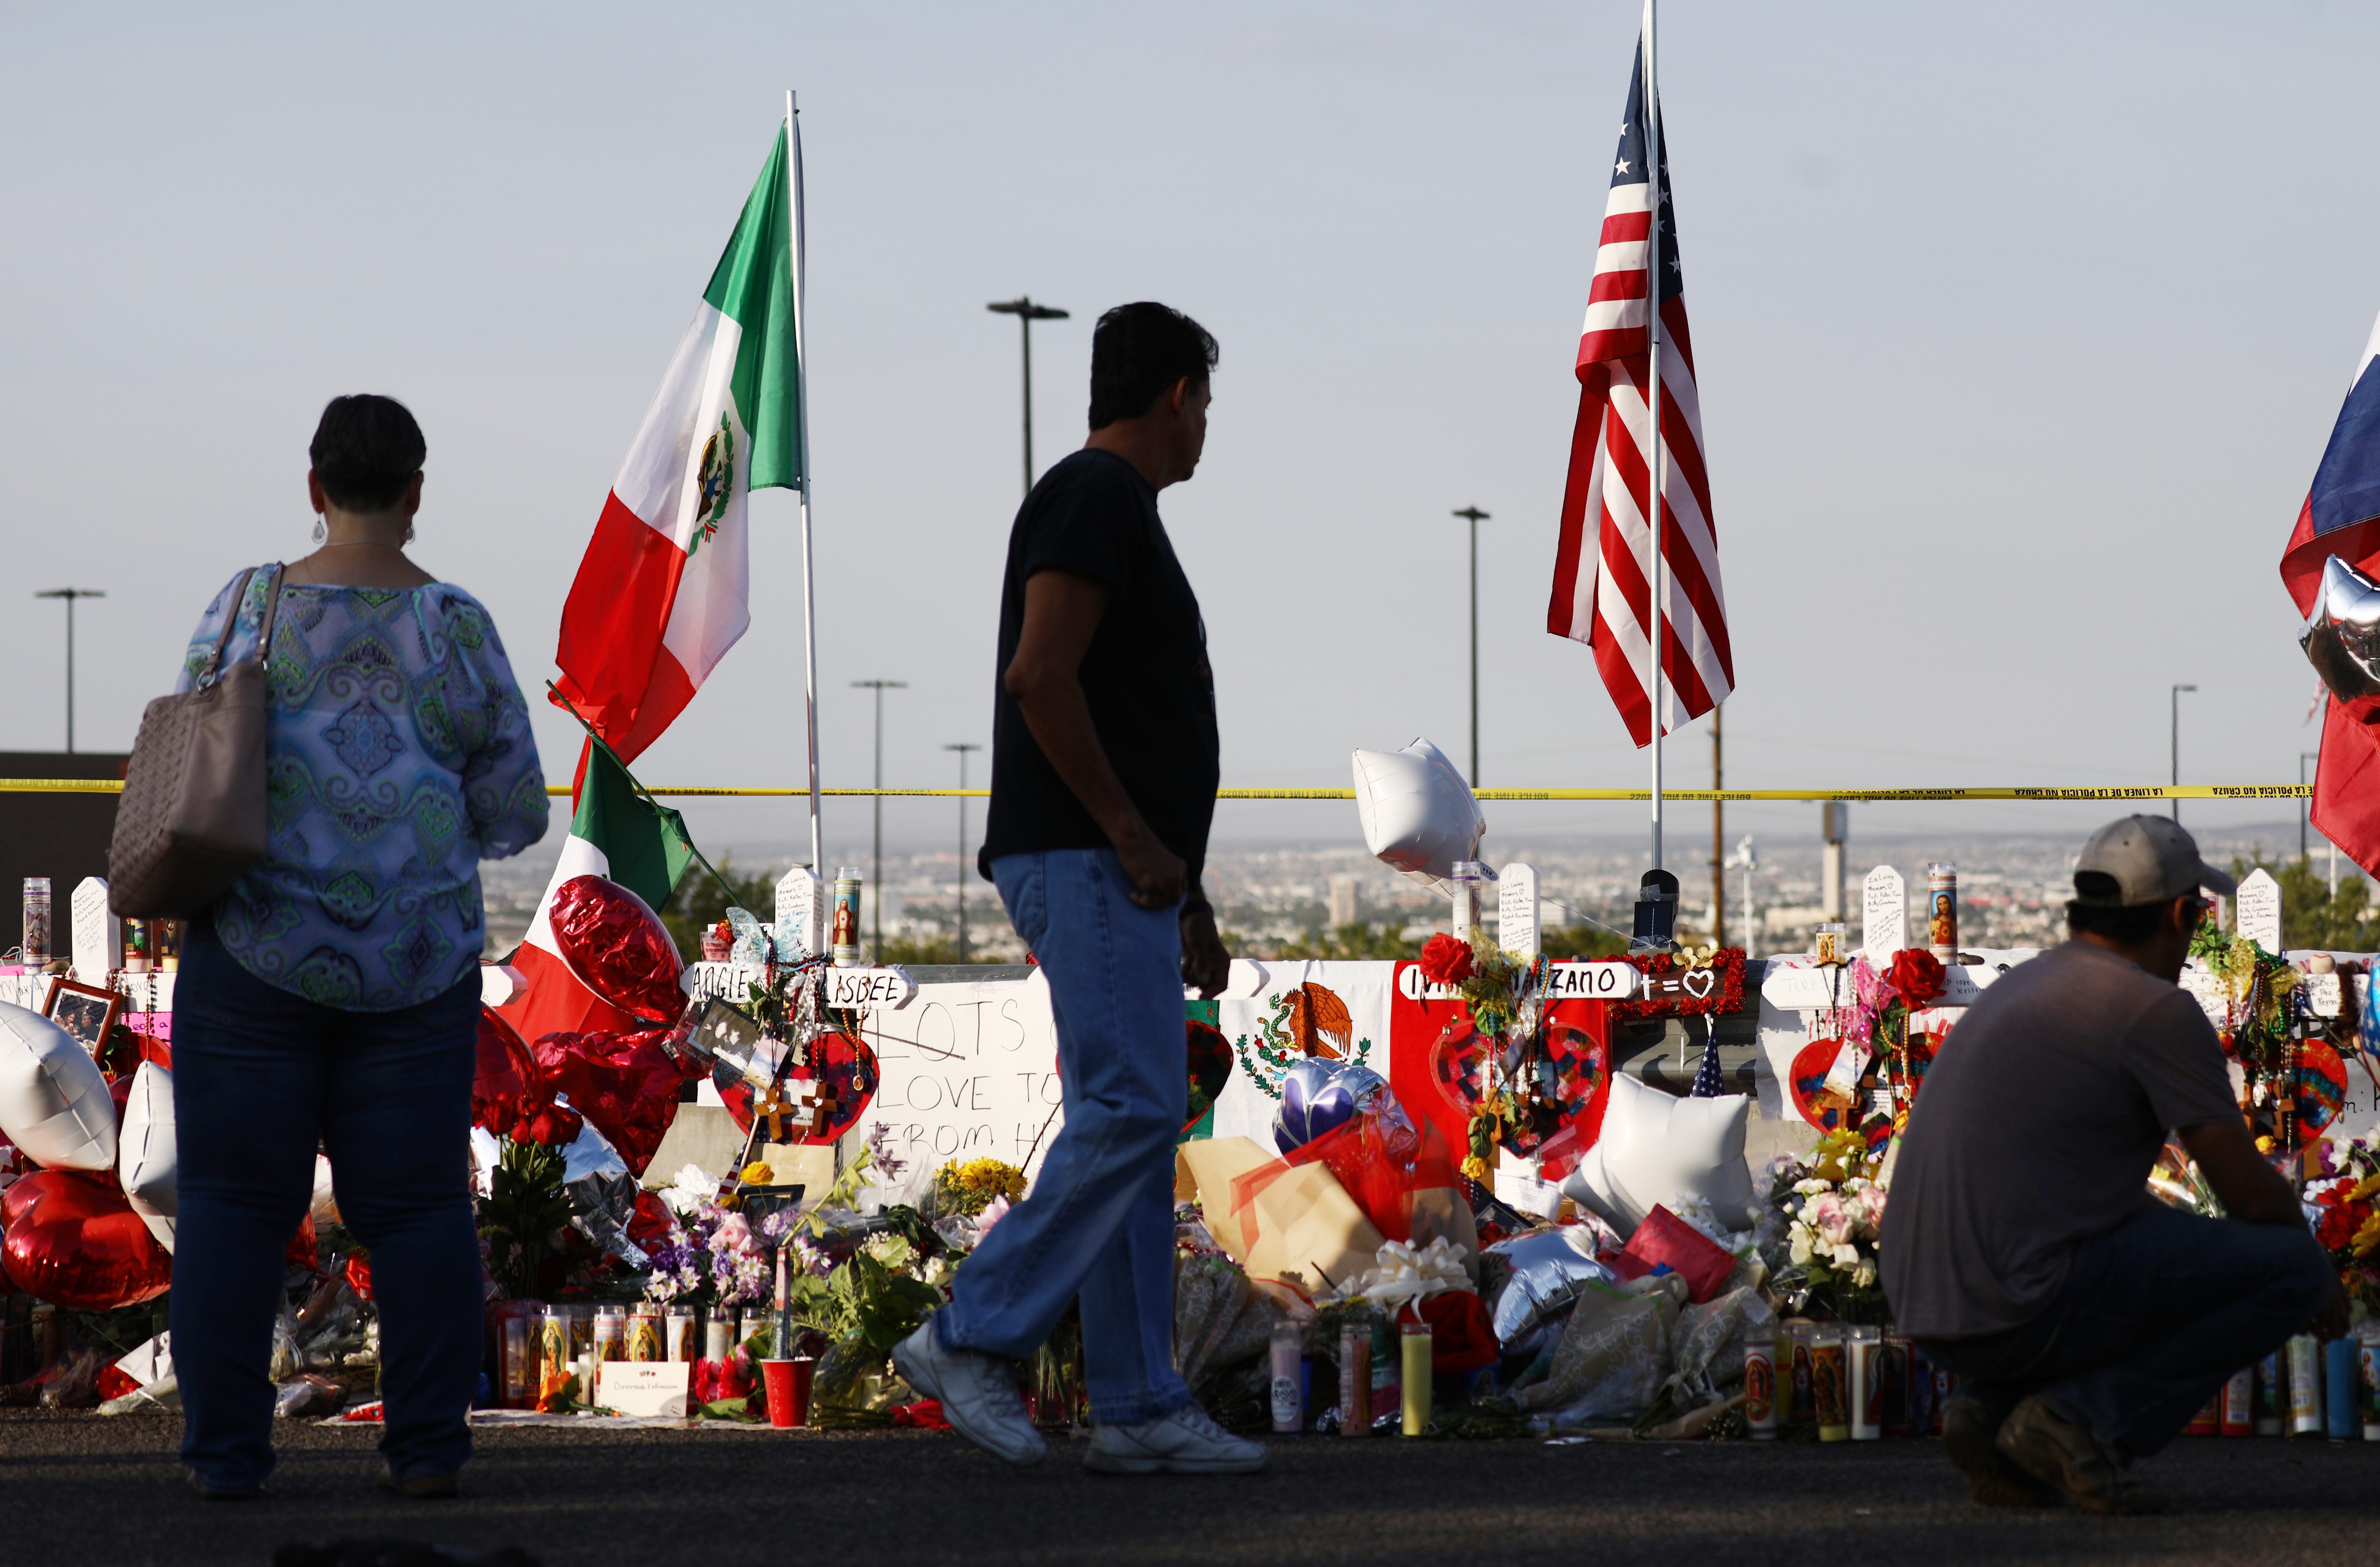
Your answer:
[852,974,1061,1175]
[72,877,117,984]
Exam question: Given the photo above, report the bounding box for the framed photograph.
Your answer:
[42,977,124,1059]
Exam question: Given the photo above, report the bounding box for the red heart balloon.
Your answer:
[547,875,686,1024]
[532,1027,697,1176]
[1,1168,173,1311]
[472,1003,546,1137]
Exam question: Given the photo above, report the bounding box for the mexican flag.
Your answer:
[498,738,698,1046]
[551,116,806,763]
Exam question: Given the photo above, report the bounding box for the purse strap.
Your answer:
[194,563,287,690]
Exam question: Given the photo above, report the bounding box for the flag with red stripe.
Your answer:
[2281,307,2380,876]
[1546,37,1732,747]
[553,117,805,765]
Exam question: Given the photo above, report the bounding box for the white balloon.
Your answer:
[0,999,117,1172]
[119,1060,177,1251]
[1351,737,1484,891]
[1560,1074,1753,1239]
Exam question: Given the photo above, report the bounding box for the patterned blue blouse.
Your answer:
[178,569,550,1011]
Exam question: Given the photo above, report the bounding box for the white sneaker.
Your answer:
[891,1323,1047,1466]
[1084,1403,1270,1475]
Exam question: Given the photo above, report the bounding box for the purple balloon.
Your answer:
[1273,1059,1379,1153]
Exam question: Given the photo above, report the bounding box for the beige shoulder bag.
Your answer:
[108,564,286,918]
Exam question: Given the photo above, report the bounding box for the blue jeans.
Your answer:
[171,918,484,1489]
[932,848,1190,1425]
[1918,1200,2334,1462]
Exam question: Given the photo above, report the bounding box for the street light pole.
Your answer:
[34,589,105,754]
[944,742,982,961]
[987,296,1071,500]
[1451,507,1489,787]
[852,680,908,961]
[2302,750,2322,862]
[2170,684,2197,822]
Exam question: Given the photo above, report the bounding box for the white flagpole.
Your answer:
[1643,0,1665,873]
[788,90,822,875]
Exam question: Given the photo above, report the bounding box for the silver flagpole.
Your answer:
[1643,0,1664,873]
[788,90,822,875]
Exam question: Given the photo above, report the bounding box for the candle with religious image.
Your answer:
[1742,1338,1777,1440]
[21,877,49,968]
[1811,1327,1848,1441]
[1926,864,1957,961]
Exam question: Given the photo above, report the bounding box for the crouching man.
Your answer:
[1880,816,2341,1514]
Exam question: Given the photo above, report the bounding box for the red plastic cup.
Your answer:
[761,1357,814,1428]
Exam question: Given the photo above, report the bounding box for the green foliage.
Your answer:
[1257,922,1424,961]
[1539,923,1629,960]
[827,1251,945,1355]
[2227,852,2380,952]
[479,1138,572,1301]
[662,854,779,962]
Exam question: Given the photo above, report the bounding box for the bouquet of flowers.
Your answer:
[641,1167,792,1310]
[1756,1129,1890,1324]
[2306,1134,2380,1311]
[933,1157,1027,1218]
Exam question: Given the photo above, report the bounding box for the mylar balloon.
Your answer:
[1,1168,172,1310]
[1273,1058,1384,1154]
[472,1003,545,1137]
[117,1061,177,1252]
[531,1027,694,1177]
[2301,555,2380,721]
[0,999,117,1172]
[548,876,686,1023]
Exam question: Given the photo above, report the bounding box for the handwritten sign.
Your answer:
[2235,869,2282,953]
[852,975,1061,1174]
[596,1362,691,1418]
[1861,867,1905,963]
[822,966,917,1010]
[1541,961,1640,1000]
[71,877,117,984]
[774,867,823,962]
[1498,864,1540,960]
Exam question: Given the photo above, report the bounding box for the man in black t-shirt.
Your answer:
[895,303,1263,1476]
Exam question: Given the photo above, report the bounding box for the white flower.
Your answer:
[1832,1242,1860,1270]
[658,1163,717,1217]
[1852,1257,1878,1289]
[1789,1228,1814,1266]
[1793,1178,1830,1197]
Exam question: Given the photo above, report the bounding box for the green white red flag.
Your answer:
[551,118,806,763]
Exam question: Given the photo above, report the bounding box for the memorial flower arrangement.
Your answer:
[2306,1134,2380,1310]
[933,1156,1027,1217]
[1758,1128,1890,1325]
[641,1170,778,1310]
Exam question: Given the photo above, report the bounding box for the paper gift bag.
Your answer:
[1236,1160,1386,1294]
[1180,1136,1276,1260]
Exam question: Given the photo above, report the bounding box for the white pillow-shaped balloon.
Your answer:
[1351,738,1484,888]
[119,1060,177,1251]
[1561,1074,1753,1239]
[0,1000,117,1172]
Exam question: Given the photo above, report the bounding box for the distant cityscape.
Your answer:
[479,817,2340,963]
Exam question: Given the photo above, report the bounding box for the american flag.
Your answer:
[1545,38,1733,747]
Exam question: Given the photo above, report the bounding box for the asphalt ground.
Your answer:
[2,1410,2376,1567]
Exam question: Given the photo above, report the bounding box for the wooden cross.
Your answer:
[753,1084,795,1143]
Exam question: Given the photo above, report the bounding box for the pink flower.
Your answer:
[976,1195,1011,1240]
[1807,1192,1854,1248]
[711,1212,753,1255]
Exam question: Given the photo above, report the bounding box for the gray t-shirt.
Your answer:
[1879,941,2239,1339]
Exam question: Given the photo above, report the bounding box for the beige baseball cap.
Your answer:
[2071,815,2238,907]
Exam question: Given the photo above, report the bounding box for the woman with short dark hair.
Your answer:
[170,394,548,1499]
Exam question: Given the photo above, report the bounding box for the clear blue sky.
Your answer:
[4,1,2373,864]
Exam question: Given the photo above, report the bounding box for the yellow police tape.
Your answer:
[0,779,2314,801]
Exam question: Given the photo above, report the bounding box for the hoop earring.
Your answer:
[404,520,416,544]
[311,516,326,544]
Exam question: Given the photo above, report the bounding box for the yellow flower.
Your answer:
[740,1161,774,1186]
[2353,1211,2380,1259]
[1460,1155,1491,1183]
[2351,1174,2380,1204]
[2255,1136,2276,1154]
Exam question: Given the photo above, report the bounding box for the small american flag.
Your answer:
[1546,35,1733,747]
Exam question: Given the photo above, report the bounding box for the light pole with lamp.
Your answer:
[1452,507,1489,786]
[34,588,105,754]
[986,296,1070,500]
[852,679,908,961]
[2170,684,2197,822]
[944,742,982,961]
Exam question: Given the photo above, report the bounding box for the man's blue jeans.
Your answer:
[932,848,1191,1426]
[171,918,484,1490]
[1918,1200,2333,1462]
